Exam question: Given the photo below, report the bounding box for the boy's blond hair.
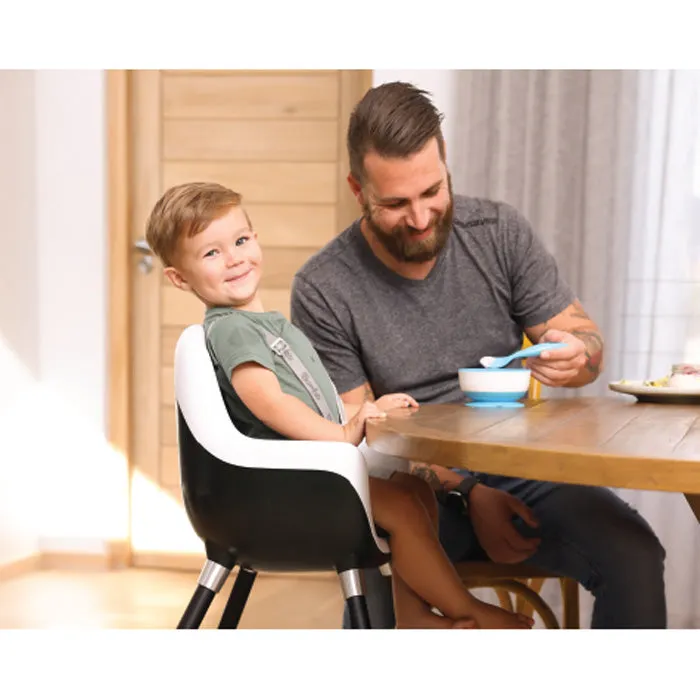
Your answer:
[145,182,248,266]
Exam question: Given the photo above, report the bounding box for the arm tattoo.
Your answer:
[568,300,591,321]
[409,462,448,494]
[571,329,604,379]
[363,384,375,402]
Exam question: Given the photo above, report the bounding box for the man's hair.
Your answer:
[347,81,446,184]
[145,182,246,266]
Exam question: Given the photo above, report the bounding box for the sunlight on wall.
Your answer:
[33,386,130,548]
[2,329,206,558]
[1,332,129,554]
[130,471,203,555]
[0,334,41,564]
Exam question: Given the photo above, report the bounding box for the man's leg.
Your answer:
[440,470,667,628]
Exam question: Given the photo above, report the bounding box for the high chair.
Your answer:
[173,324,390,629]
[455,336,581,628]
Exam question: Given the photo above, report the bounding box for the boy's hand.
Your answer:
[375,393,419,412]
[342,401,386,446]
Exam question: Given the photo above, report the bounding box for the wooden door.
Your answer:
[126,70,372,568]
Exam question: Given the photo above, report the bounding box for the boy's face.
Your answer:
[164,206,263,310]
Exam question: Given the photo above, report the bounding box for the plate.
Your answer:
[608,380,700,405]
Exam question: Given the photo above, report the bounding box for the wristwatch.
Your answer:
[442,474,480,516]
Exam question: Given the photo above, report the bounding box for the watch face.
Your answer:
[445,490,469,515]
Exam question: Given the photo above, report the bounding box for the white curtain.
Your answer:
[451,69,700,627]
[616,70,700,629]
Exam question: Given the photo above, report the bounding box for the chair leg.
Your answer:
[218,566,257,629]
[338,568,371,629]
[177,559,232,629]
[496,589,515,612]
[560,578,580,629]
[516,577,546,618]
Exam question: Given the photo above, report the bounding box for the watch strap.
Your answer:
[454,473,480,499]
[438,474,480,515]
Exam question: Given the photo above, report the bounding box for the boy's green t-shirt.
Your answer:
[203,306,342,440]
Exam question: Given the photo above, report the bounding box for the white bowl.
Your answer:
[458,368,531,403]
[668,373,700,390]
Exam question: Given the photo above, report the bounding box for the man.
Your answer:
[290,81,666,628]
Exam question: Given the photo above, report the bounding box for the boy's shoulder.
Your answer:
[204,306,245,332]
[203,308,265,344]
[204,307,292,344]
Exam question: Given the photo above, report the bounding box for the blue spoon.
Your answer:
[480,342,568,369]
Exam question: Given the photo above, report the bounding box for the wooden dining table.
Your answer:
[365,396,700,521]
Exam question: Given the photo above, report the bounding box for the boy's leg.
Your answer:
[387,472,476,628]
[390,471,438,522]
[369,476,531,627]
[390,570,477,628]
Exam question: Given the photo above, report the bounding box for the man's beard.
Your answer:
[363,189,454,265]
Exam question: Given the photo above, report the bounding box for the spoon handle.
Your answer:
[517,341,568,359]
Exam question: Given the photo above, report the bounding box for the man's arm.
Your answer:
[525,298,604,388]
[409,462,464,492]
[340,381,376,406]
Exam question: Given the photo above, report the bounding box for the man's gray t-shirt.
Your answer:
[290,195,575,405]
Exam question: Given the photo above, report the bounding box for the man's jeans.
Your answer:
[343,470,667,629]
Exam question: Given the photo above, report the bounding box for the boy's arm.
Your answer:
[231,362,380,445]
[232,362,345,441]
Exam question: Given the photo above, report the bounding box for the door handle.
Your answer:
[133,238,154,274]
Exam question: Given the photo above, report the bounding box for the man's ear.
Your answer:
[164,266,191,292]
[347,173,365,206]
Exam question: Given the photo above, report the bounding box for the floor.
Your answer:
[0,567,345,629]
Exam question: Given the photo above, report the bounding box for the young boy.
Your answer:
[145,181,532,630]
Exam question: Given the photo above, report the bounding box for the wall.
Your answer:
[0,70,127,565]
[35,71,107,433]
[0,70,41,565]
[372,70,458,171]
[32,70,128,554]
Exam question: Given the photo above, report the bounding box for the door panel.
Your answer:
[163,162,337,203]
[163,119,338,161]
[162,72,340,120]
